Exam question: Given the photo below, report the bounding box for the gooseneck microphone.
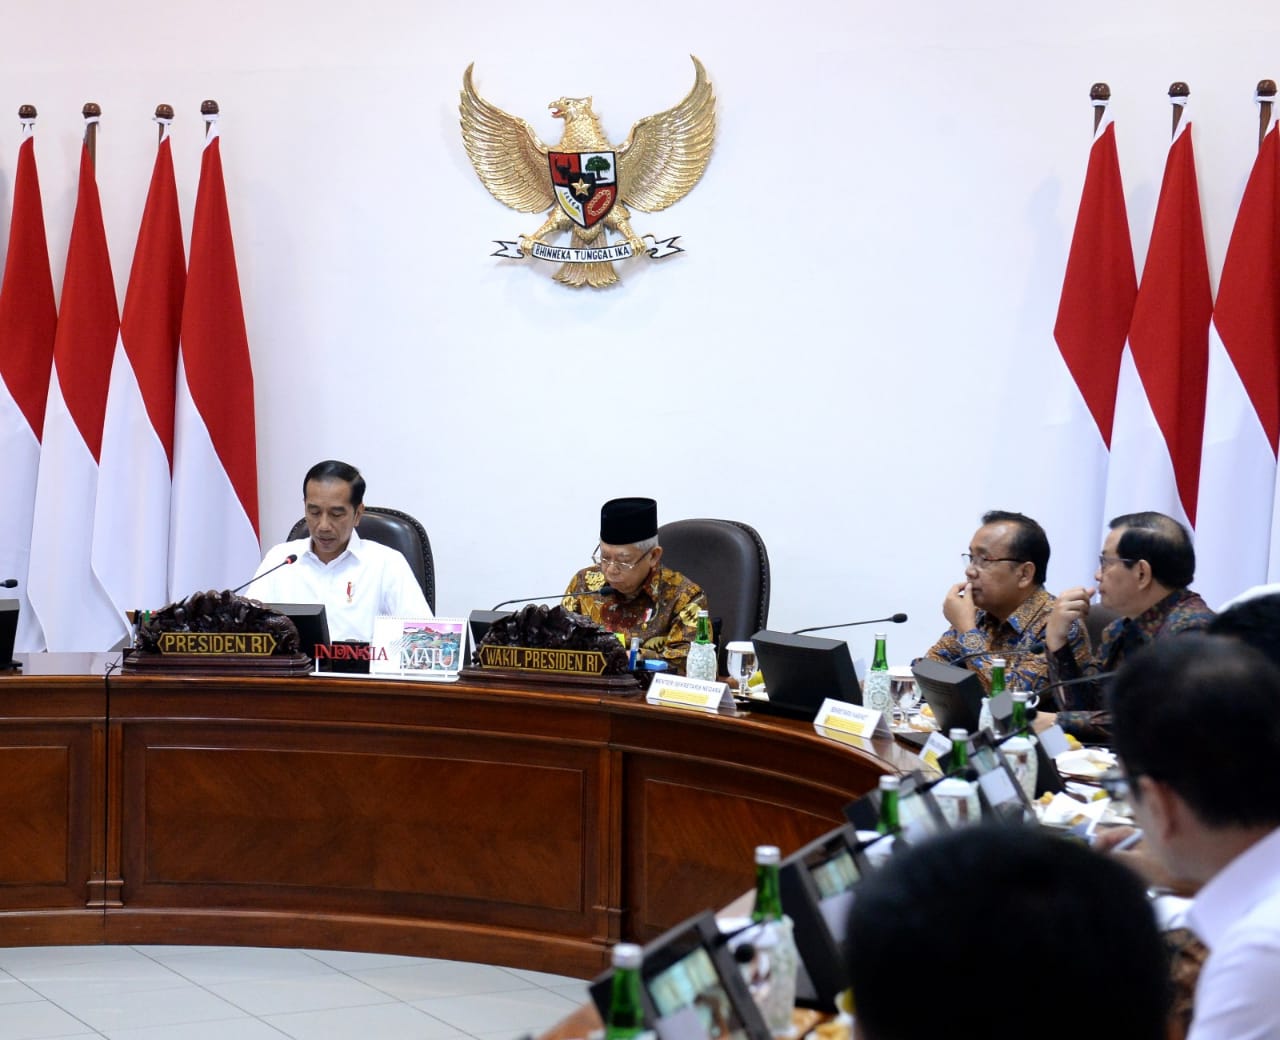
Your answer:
[230,554,297,596]
[952,641,1047,665]
[792,612,908,635]
[0,578,17,588]
[492,586,614,611]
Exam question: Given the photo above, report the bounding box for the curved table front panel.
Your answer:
[0,662,913,977]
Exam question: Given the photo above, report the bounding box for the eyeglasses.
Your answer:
[592,546,652,572]
[1099,766,1144,801]
[961,553,1025,570]
[1098,554,1137,570]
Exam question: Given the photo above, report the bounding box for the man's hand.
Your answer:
[943,581,977,633]
[1046,585,1094,652]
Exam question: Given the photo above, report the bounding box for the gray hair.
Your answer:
[631,535,660,555]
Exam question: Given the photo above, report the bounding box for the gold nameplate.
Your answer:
[478,645,608,675]
[157,632,278,656]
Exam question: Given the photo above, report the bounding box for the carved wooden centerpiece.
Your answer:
[467,603,638,693]
[122,590,313,675]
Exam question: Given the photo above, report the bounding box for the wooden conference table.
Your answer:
[0,654,917,978]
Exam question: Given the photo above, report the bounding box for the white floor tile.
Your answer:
[103,1020,289,1040]
[0,999,97,1040]
[263,1001,469,1040]
[300,948,444,972]
[412,988,582,1033]
[206,973,396,1017]
[500,967,589,988]
[0,975,41,1006]
[17,957,188,1000]
[351,960,534,1002]
[151,947,335,986]
[47,983,250,1034]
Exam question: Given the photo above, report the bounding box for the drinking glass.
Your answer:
[725,641,757,698]
[888,666,917,727]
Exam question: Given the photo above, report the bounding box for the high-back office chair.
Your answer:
[1083,602,1121,649]
[288,507,436,612]
[657,518,771,671]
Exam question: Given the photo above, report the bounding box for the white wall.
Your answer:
[1,0,1274,662]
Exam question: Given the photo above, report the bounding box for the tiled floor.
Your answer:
[0,945,589,1040]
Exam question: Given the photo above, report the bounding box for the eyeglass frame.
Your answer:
[592,545,655,572]
[961,552,1027,570]
[1098,553,1138,570]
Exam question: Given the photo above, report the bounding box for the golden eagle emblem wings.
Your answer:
[460,57,715,288]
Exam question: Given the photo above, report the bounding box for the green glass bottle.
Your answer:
[875,775,901,835]
[989,657,1007,697]
[864,633,892,719]
[948,727,970,775]
[1010,691,1032,739]
[605,942,645,1040]
[751,844,784,922]
[686,609,717,682]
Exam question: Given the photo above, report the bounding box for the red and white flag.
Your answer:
[169,114,260,598]
[1045,106,1137,581]
[93,121,186,618]
[28,133,131,650]
[1104,107,1212,531]
[0,120,57,652]
[1195,116,1280,606]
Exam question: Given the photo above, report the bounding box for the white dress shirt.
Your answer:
[1187,825,1280,1040]
[248,530,431,642]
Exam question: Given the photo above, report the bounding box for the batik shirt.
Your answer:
[922,587,1091,694]
[562,565,707,675]
[1048,587,1214,742]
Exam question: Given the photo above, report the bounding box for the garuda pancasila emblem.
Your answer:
[459,57,715,288]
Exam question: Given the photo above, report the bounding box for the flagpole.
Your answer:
[1258,80,1277,150]
[1091,82,1110,134]
[83,101,101,167]
[1169,82,1189,138]
[201,98,219,140]
[155,103,173,145]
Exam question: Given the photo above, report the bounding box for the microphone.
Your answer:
[951,641,1047,665]
[492,586,613,611]
[1037,670,1118,712]
[0,578,17,588]
[792,612,908,635]
[230,554,297,596]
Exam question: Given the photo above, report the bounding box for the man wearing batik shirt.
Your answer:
[922,510,1091,693]
[1045,511,1214,743]
[563,497,707,675]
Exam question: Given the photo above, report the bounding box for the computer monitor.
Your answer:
[842,771,948,848]
[747,630,861,721]
[778,824,862,1011]
[911,658,984,734]
[265,603,330,664]
[589,910,771,1040]
[961,731,1035,824]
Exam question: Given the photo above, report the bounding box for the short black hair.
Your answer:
[1109,634,1280,829]
[304,459,366,507]
[845,826,1168,1040]
[1109,511,1195,588]
[981,510,1049,586]
[1207,593,1280,669]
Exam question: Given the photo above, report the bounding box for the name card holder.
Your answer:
[813,698,890,740]
[647,675,735,712]
[919,730,953,773]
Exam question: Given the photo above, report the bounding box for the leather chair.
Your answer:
[1084,603,1121,649]
[288,507,435,612]
[657,519,770,670]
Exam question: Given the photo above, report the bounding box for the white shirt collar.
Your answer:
[1189,826,1280,949]
[307,527,365,565]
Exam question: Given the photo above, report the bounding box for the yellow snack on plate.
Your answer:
[1065,733,1082,750]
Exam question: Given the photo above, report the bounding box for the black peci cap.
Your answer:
[600,497,658,545]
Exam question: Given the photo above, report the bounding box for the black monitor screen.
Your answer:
[750,630,861,720]
[265,602,330,663]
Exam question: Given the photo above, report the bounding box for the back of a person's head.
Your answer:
[845,826,1168,1040]
[1207,593,1280,669]
[1109,511,1195,588]
[1109,634,1280,829]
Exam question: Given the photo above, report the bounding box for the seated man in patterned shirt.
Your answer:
[1044,510,1214,742]
[922,510,1091,692]
[562,497,707,675]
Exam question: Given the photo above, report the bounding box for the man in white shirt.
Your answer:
[1109,634,1280,1040]
[249,460,431,643]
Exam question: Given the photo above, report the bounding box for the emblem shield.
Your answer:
[548,150,618,229]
